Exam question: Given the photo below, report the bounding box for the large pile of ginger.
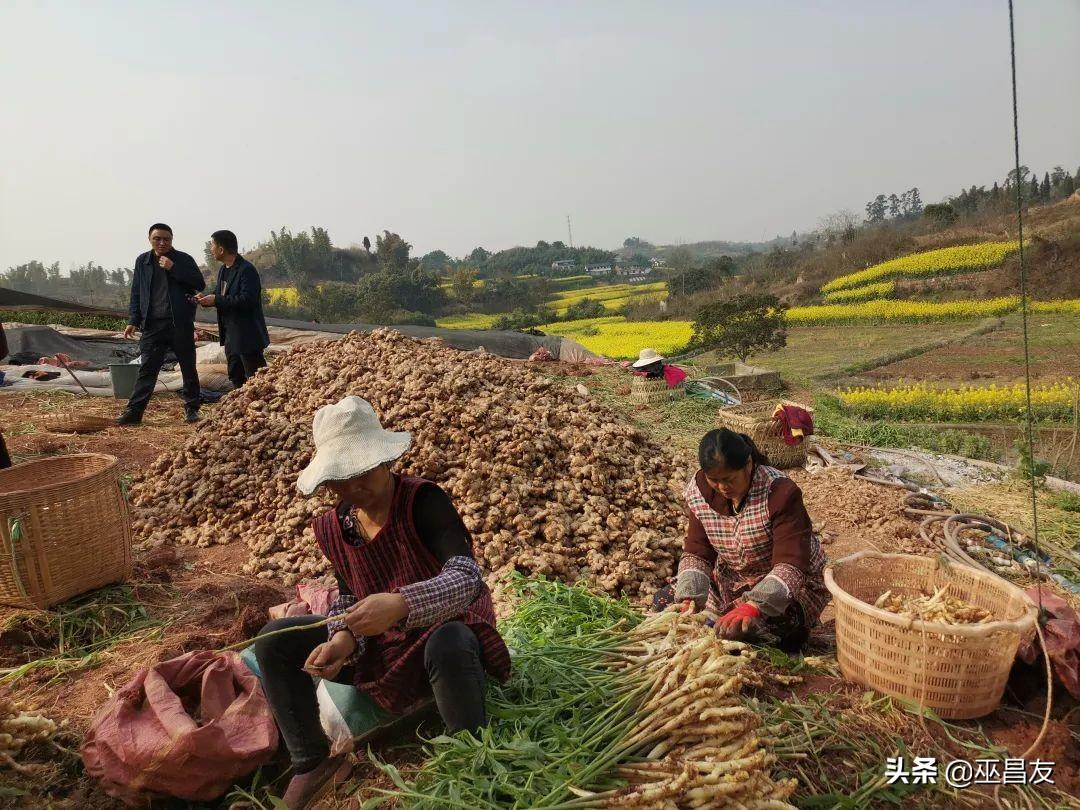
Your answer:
[131,330,688,599]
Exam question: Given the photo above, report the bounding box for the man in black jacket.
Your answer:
[119,223,205,425]
[0,323,10,468]
[195,230,270,388]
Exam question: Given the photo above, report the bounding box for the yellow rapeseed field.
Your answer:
[550,282,668,314]
[787,297,1021,325]
[839,380,1077,422]
[266,287,300,306]
[540,316,692,358]
[1030,299,1080,314]
[822,241,1020,293]
[434,313,501,329]
[822,281,895,303]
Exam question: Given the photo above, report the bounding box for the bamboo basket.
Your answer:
[715,399,811,469]
[825,552,1036,720]
[631,375,686,404]
[39,414,115,435]
[0,454,132,609]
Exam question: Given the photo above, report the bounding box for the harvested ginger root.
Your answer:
[872,586,993,625]
[0,698,57,772]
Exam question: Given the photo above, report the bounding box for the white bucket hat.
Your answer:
[296,396,412,496]
[632,347,665,369]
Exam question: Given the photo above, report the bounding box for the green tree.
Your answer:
[376,231,412,273]
[419,250,450,274]
[467,246,491,265]
[908,187,923,214]
[299,282,359,322]
[924,203,958,228]
[864,194,887,223]
[1006,165,1030,190]
[3,260,49,293]
[271,227,315,286]
[70,261,108,305]
[492,309,555,331]
[269,226,346,285]
[448,266,478,304]
[203,240,216,274]
[887,194,901,218]
[353,268,446,321]
[1063,174,1076,197]
[1029,175,1040,202]
[564,298,606,320]
[689,294,787,361]
[1040,172,1051,200]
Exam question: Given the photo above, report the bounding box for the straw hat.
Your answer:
[296,396,412,495]
[632,347,665,369]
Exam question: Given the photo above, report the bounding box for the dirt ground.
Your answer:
[2,381,1078,809]
[864,312,1080,384]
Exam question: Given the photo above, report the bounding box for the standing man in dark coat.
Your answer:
[0,323,11,468]
[195,230,270,389]
[119,223,205,425]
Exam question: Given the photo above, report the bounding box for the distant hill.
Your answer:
[616,236,795,264]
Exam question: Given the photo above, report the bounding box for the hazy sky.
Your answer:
[2,1,1078,272]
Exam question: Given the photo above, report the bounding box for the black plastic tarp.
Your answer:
[1,324,139,367]
[0,286,124,315]
[194,312,591,361]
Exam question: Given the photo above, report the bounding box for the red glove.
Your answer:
[715,602,762,639]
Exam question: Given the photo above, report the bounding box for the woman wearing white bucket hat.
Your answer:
[252,396,510,809]
[631,347,687,387]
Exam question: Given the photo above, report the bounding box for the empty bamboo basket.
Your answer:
[39,414,116,435]
[716,399,812,469]
[631,375,686,404]
[826,552,1036,720]
[0,454,132,609]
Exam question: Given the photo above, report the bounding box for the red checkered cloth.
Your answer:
[326,592,364,665]
[314,475,510,714]
[682,465,829,625]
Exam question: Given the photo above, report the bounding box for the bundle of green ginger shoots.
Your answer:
[365,576,797,809]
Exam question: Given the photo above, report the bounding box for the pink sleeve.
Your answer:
[664,365,688,387]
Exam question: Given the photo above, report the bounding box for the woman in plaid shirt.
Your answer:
[252,397,510,809]
[656,428,829,651]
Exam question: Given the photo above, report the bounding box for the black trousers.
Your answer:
[0,432,11,469]
[126,318,200,414]
[252,616,488,773]
[226,350,267,389]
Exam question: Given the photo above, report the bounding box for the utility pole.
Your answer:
[567,215,574,248]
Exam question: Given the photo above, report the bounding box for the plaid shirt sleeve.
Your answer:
[397,555,482,631]
[326,592,365,666]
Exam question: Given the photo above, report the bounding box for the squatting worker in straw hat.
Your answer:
[653,428,828,651]
[252,396,510,809]
[632,347,687,387]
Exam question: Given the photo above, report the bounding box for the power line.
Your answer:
[1007,0,1042,615]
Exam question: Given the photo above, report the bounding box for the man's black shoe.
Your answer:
[117,411,142,426]
[184,409,200,424]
